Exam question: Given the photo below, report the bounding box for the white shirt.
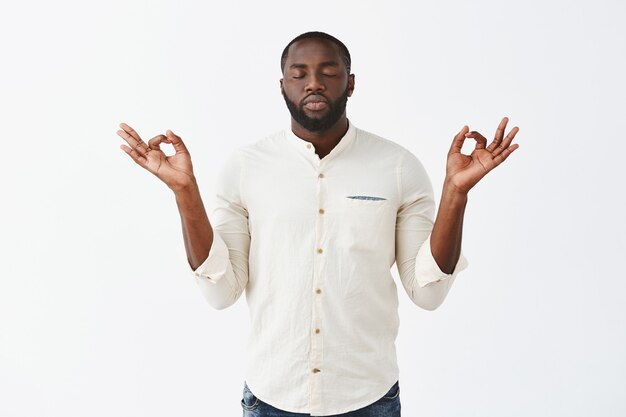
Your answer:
[190,120,468,416]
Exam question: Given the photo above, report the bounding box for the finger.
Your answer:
[148,134,169,151]
[119,122,144,144]
[486,117,509,152]
[166,129,189,154]
[120,144,148,167]
[448,125,470,155]
[464,131,488,150]
[492,126,520,158]
[493,143,519,167]
[117,129,148,158]
[118,122,149,156]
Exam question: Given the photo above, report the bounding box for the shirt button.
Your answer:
[318,173,324,179]
[317,248,323,254]
[306,143,312,149]
[312,368,321,373]
[318,208,325,214]
[315,288,321,294]
[315,328,320,334]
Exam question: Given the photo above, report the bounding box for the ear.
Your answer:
[347,74,355,97]
[279,78,284,94]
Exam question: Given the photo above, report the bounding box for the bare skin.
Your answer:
[116,37,519,276]
[431,117,519,273]
[116,124,211,270]
[279,38,355,159]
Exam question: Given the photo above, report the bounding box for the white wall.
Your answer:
[1,0,624,416]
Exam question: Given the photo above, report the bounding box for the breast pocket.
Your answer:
[340,196,395,253]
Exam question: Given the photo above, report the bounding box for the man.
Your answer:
[116,31,519,417]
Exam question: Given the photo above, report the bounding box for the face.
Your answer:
[280,39,355,133]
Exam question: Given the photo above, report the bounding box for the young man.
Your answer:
[116,31,519,417]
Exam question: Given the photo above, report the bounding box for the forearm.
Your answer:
[174,177,214,270]
[430,180,468,274]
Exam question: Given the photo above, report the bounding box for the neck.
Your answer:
[291,115,349,158]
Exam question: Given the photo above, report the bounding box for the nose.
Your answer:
[305,73,325,93]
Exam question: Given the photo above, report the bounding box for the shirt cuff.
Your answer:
[415,234,469,288]
[190,231,230,283]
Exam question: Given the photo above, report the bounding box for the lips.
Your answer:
[302,95,328,111]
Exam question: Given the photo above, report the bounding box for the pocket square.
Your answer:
[346,195,387,201]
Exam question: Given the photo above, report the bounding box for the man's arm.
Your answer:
[395,117,518,310]
[176,178,247,311]
[431,117,520,274]
[174,179,214,271]
[116,122,214,268]
[430,182,467,274]
[116,124,249,310]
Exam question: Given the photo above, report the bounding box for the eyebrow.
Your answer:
[289,61,341,70]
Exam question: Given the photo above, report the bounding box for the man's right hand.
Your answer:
[116,122,195,192]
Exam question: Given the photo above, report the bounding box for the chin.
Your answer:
[303,110,329,118]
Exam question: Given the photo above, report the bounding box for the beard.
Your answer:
[282,87,349,133]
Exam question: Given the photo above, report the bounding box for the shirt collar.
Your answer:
[284,119,357,162]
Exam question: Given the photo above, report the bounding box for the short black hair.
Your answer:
[281,31,351,74]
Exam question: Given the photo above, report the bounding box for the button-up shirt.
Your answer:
[190,120,468,416]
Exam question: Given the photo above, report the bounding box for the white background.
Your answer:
[1,0,625,416]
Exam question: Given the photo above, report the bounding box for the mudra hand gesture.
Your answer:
[445,116,520,194]
[116,122,196,192]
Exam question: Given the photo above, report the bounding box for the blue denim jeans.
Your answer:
[241,380,401,416]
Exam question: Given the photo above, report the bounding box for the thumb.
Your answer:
[448,125,469,155]
[166,129,189,153]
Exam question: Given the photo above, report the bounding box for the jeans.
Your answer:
[241,380,401,417]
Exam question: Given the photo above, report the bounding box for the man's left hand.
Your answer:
[445,116,520,194]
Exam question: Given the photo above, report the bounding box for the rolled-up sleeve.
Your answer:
[414,233,469,287]
[190,149,250,310]
[395,150,468,311]
[191,230,231,281]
